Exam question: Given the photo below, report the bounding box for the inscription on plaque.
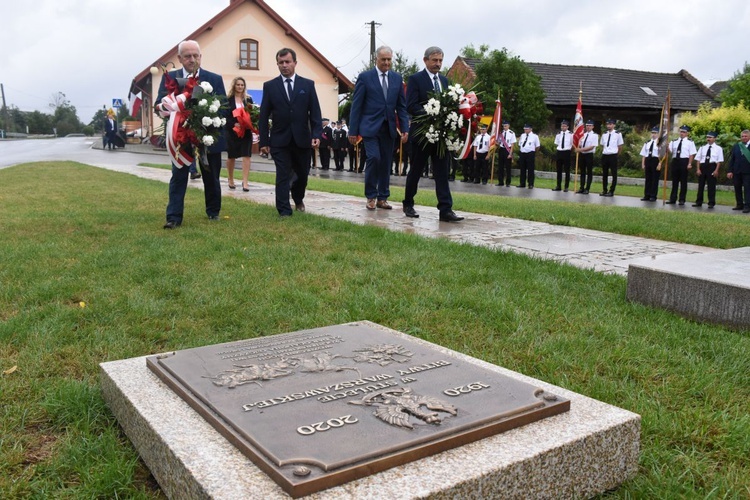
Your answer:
[147,322,569,497]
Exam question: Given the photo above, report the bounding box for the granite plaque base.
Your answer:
[627,247,750,329]
[101,322,640,499]
[145,323,568,497]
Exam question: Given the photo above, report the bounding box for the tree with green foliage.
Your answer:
[48,92,83,136]
[718,62,750,106]
[462,45,550,133]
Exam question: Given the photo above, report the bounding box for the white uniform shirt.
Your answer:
[579,132,599,154]
[695,143,724,163]
[472,133,490,154]
[639,138,659,158]
[668,138,697,158]
[601,130,623,155]
[518,132,540,153]
[554,130,573,151]
[500,128,517,147]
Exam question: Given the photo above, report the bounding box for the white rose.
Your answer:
[212,117,222,127]
[198,99,208,107]
[202,116,213,127]
[200,82,213,93]
[202,135,215,146]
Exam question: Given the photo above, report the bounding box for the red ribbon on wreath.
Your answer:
[158,73,200,168]
[232,106,258,139]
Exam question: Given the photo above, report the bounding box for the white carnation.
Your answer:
[202,116,213,126]
[212,117,222,127]
[208,104,219,113]
[200,82,213,93]
[220,118,227,126]
[202,135,215,146]
[198,99,208,107]
[212,99,220,108]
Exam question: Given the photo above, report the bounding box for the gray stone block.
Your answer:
[100,322,640,499]
[627,247,750,329]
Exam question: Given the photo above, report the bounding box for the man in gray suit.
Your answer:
[259,48,322,216]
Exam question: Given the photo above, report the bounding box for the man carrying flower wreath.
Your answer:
[402,46,463,222]
[155,40,227,229]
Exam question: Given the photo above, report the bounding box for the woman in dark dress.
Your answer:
[225,76,257,191]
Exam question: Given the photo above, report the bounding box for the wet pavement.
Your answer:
[72,139,718,276]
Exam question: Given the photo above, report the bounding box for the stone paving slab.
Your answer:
[86,159,713,276]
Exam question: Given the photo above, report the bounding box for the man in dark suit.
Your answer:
[259,47,322,216]
[104,112,117,150]
[728,129,750,213]
[155,40,226,229]
[402,46,463,222]
[318,118,333,170]
[348,45,409,210]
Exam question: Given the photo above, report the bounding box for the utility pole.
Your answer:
[0,83,12,135]
[368,21,381,68]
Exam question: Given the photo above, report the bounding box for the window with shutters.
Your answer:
[239,39,258,70]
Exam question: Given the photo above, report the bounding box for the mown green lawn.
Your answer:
[1,162,748,498]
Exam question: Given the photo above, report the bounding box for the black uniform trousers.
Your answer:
[695,162,718,205]
[643,156,660,200]
[555,150,571,189]
[669,157,690,203]
[601,154,618,193]
[578,153,594,191]
[518,152,535,187]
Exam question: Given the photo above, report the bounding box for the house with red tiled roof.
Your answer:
[448,56,717,132]
[131,0,352,138]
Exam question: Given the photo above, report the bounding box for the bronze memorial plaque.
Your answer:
[146,322,569,497]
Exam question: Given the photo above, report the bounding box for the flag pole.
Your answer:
[660,89,671,205]
[573,82,582,193]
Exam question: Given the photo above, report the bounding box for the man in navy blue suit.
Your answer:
[728,129,750,213]
[155,40,226,229]
[348,46,409,210]
[402,46,463,222]
[259,48,323,217]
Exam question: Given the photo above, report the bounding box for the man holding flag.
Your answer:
[495,120,515,186]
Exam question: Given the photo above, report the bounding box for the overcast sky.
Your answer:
[2,0,748,123]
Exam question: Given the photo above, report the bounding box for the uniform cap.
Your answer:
[561,119,569,125]
[585,119,594,125]
[706,131,718,138]
[606,118,616,124]
[679,125,691,132]
[523,123,531,129]
[650,126,659,133]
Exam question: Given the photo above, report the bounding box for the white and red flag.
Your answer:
[572,95,584,148]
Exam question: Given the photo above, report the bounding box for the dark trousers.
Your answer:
[518,152,535,187]
[555,150,571,189]
[462,158,474,181]
[333,149,346,170]
[579,153,594,191]
[601,154,618,193]
[498,151,512,185]
[474,152,488,182]
[271,144,311,216]
[643,157,659,200]
[166,151,222,224]
[319,147,331,169]
[670,157,690,203]
[733,171,750,208]
[695,163,717,205]
[363,124,394,201]
[404,142,452,215]
[348,144,357,171]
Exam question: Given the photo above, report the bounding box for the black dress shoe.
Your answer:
[439,211,464,222]
[678,201,685,206]
[295,203,306,212]
[599,192,608,196]
[583,189,590,194]
[208,215,220,221]
[708,204,715,209]
[640,197,649,201]
[461,179,470,183]
[575,189,584,194]
[190,173,202,180]
[516,185,525,188]
[403,206,419,218]
[552,187,561,191]
[744,207,750,213]
[163,221,179,229]
[649,198,657,202]
[732,205,743,210]
[692,203,702,207]
[604,192,614,197]
[665,201,676,205]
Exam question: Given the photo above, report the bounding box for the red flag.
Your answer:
[490,99,502,147]
[572,95,584,148]
[128,91,142,117]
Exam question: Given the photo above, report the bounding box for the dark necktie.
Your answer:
[676,139,683,157]
[705,145,712,165]
[381,73,388,100]
[561,132,565,149]
[582,133,588,148]
[433,75,440,93]
[648,141,654,157]
[606,133,611,147]
[285,78,293,100]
